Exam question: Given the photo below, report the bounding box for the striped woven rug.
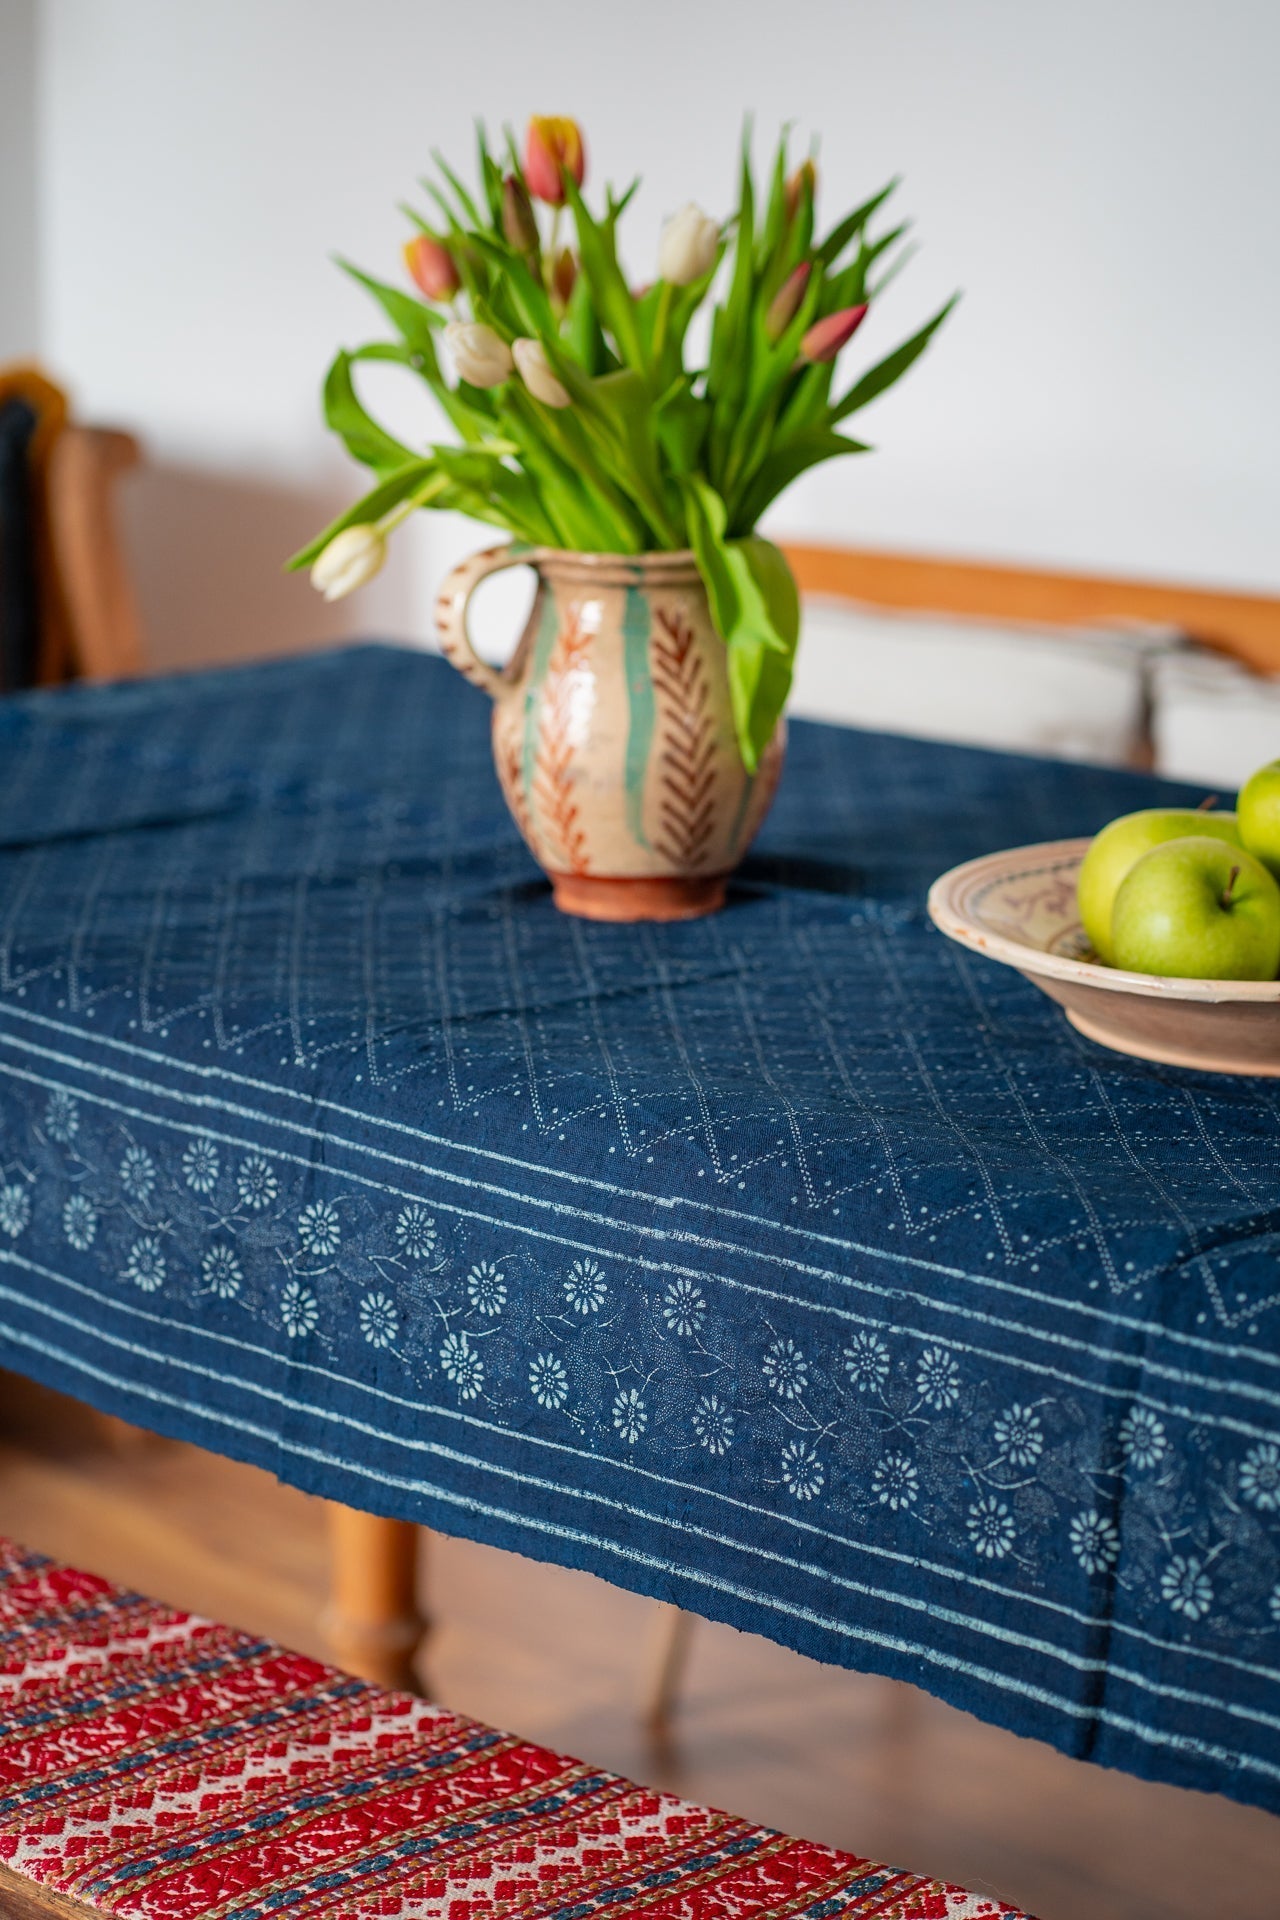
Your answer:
[0,1535,1033,1918]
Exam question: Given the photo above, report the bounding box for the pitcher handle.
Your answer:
[433,544,534,701]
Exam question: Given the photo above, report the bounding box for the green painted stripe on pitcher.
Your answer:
[622,585,654,850]
[522,587,563,799]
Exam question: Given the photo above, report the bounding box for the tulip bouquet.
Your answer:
[294,118,954,769]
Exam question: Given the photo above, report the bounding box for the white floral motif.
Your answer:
[0,1183,31,1239]
[762,1338,808,1400]
[298,1201,341,1258]
[843,1331,890,1394]
[183,1138,220,1194]
[395,1204,438,1260]
[993,1404,1043,1469]
[62,1193,97,1251]
[968,1495,1016,1559]
[1119,1407,1167,1472]
[691,1394,734,1455]
[440,1331,484,1400]
[1069,1508,1119,1574]
[780,1439,824,1502]
[123,1235,166,1293]
[44,1091,80,1144]
[359,1291,399,1349]
[280,1280,319,1337]
[1239,1442,1280,1513]
[201,1245,243,1300]
[564,1258,607,1314]
[1270,1582,1280,1627]
[119,1146,156,1204]
[662,1277,705,1337]
[1162,1555,1212,1621]
[612,1388,647,1444]
[916,1346,960,1411]
[237,1157,278,1211]
[530,1352,569,1410]
[873,1451,919,1511]
[467,1261,507,1316]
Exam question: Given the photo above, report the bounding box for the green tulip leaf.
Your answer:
[564,270,612,374]
[467,233,556,337]
[562,176,645,372]
[829,294,959,424]
[732,427,871,531]
[815,178,899,268]
[756,134,792,276]
[323,350,416,475]
[654,384,709,476]
[285,460,441,572]
[475,122,504,227]
[336,258,444,364]
[683,477,799,771]
[429,149,483,227]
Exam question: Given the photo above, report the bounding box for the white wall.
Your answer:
[0,0,39,360]
[32,0,1280,671]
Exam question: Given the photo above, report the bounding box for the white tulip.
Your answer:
[657,203,719,286]
[444,320,514,389]
[310,523,386,602]
[512,337,572,409]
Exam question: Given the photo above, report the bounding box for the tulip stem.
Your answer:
[380,474,449,535]
[545,206,562,296]
[652,281,674,370]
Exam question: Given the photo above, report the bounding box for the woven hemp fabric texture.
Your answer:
[0,647,1277,1811]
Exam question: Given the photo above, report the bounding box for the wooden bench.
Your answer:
[0,1534,1031,1920]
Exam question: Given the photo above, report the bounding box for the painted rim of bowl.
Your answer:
[927,838,1280,1004]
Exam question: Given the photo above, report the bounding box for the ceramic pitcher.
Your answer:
[434,547,785,921]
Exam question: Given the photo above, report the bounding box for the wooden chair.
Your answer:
[784,540,1280,676]
[0,372,146,1458]
[326,541,1280,1713]
[0,364,144,688]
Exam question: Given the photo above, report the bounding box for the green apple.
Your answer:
[1110,836,1280,980]
[1239,760,1280,878]
[1077,808,1241,963]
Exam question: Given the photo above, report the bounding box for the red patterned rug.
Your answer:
[0,1536,1035,1918]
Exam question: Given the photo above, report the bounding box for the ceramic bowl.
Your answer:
[927,839,1280,1076]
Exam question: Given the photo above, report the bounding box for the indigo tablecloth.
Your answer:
[0,646,1278,1812]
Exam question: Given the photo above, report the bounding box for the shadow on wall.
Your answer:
[117,461,421,673]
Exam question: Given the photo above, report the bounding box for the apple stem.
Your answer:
[1196,794,1220,813]
[1222,863,1241,909]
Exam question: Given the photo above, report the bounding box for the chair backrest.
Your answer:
[48,422,145,680]
[781,541,1280,678]
[0,364,143,688]
[0,366,67,692]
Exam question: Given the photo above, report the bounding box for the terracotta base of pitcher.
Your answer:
[550,872,728,923]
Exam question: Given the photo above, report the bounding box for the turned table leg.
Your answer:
[91,1411,156,1453]
[642,1602,697,1734]
[323,1504,428,1693]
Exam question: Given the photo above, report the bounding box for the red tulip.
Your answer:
[766,261,811,341]
[502,173,539,254]
[552,247,578,306]
[524,115,586,205]
[785,159,817,224]
[800,302,868,364]
[403,233,460,302]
